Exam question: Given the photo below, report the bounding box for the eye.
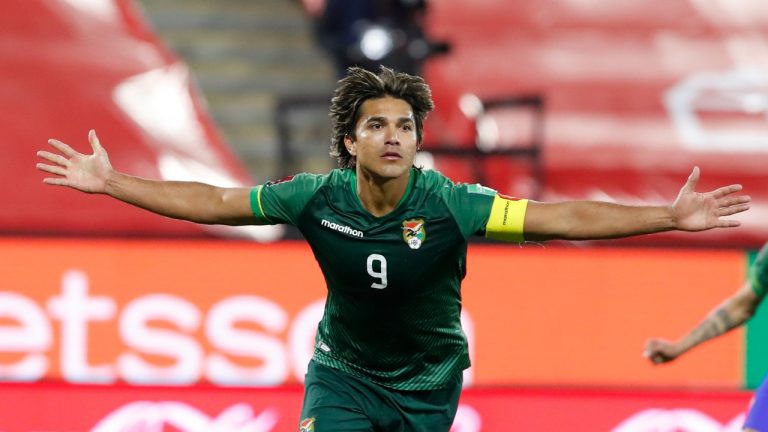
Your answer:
[369,122,382,129]
[402,123,414,131]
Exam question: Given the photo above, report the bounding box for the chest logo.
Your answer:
[299,417,315,432]
[402,218,426,250]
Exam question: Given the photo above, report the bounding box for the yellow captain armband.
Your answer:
[485,194,528,243]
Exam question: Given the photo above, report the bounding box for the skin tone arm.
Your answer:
[36,130,258,225]
[522,167,750,241]
[37,131,750,234]
[644,282,762,364]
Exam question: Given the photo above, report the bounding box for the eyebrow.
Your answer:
[364,116,414,125]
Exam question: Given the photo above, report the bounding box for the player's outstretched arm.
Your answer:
[522,167,750,241]
[36,130,257,225]
[644,282,761,364]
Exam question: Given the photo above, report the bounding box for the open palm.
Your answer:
[670,167,750,231]
[36,130,112,194]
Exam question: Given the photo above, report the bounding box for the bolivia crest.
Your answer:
[299,417,315,432]
[402,218,426,250]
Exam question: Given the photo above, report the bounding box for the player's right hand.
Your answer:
[36,129,113,194]
[643,338,681,364]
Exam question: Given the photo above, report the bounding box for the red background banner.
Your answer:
[0,382,750,431]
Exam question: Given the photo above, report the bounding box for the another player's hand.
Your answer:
[669,166,750,231]
[36,130,113,194]
[643,338,682,364]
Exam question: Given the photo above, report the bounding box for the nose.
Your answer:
[385,125,400,145]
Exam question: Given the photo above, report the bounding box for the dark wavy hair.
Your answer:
[329,66,434,168]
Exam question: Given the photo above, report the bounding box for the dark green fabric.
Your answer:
[253,168,495,390]
[300,361,461,432]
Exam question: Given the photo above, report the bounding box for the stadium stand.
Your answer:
[7,0,767,248]
[419,0,768,248]
[4,0,281,240]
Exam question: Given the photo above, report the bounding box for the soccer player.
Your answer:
[645,242,768,431]
[37,66,750,432]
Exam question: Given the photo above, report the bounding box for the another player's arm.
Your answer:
[644,283,761,364]
[645,242,768,364]
[521,167,749,242]
[36,130,259,225]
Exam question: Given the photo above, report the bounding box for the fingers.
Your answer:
[36,150,70,167]
[42,178,70,186]
[643,340,658,357]
[89,129,104,153]
[716,195,751,207]
[717,203,751,217]
[681,166,700,193]
[36,163,66,176]
[711,195,751,227]
[643,348,669,364]
[643,339,671,364]
[713,198,750,227]
[643,349,666,364]
[715,220,742,228]
[710,183,744,199]
[47,138,78,158]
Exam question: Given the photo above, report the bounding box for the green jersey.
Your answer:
[250,168,518,390]
[750,242,768,298]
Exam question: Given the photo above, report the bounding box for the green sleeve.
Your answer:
[249,173,324,225]
[434,173,497,239]
[750,242,768,298]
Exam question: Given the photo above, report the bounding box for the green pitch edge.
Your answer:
[746,249,768,389]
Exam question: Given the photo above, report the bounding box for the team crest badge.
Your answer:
[402,218,426,250]
[299,417,315,432]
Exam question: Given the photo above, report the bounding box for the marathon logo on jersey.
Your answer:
[402,218,426,249]
[321,219,364,238]
[299,417,316,432]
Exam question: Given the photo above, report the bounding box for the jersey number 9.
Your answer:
[367,254,387,289]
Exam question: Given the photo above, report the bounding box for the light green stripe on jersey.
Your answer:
[249,185,270,223]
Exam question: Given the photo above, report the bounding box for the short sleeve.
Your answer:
[249,173,323,225]
[438,177,512,239]
[750,243,768,298]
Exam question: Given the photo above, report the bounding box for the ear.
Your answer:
[344,135,357,156]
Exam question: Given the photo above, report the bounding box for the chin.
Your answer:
[379,164,410,179]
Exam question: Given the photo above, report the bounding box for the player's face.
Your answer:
[345,96,418,181]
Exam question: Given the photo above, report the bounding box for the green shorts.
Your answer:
[299,360,462,432]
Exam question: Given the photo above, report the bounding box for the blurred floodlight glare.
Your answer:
[114,64,210,154]
[114,65,284,241]
[458,93,484,118]
[414,151,435,171]
[62,0,117,20]
[360,26,394,61]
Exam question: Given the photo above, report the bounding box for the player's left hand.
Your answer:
[643,338,682,364]
[670,167,750,231]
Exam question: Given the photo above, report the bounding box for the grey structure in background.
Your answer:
[137,0,338,184]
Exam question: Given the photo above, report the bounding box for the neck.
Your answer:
[355,168,411,217]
